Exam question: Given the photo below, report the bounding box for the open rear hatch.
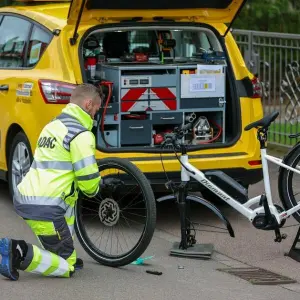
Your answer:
[67,0,247,39]
[78,24,243,153]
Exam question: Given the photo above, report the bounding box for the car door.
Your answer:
[0,14,33,170]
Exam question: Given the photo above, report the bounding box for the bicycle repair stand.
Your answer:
[287,226,300,263]
[157,181,235,259]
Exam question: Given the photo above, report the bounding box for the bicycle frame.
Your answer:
[181,148,300,225]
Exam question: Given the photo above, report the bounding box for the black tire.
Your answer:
[278,149,300,223]
[75,157,157,267]
[8,132,33,200]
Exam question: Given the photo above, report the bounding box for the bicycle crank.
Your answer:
[252,213,279,230]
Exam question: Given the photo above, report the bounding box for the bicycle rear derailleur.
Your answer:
[252,195,287,243]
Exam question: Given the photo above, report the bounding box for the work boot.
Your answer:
[74,258,84,270]
[0,238,22,281]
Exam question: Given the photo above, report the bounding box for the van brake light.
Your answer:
[38,80,76,104]
[251,76,262,98]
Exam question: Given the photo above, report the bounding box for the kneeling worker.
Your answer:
[0,83,103,280]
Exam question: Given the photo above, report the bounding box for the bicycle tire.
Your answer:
[278,149,300,223]
[74,157,157,267]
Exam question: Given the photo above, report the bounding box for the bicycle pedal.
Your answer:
[274,233,287,242]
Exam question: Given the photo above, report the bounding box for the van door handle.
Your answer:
[0,85,9,91]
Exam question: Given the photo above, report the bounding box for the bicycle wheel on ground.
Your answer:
[278,149,300,223]
[75,157,156,267]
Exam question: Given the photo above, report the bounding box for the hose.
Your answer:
[198,119,222,144]
[100,81,113,147]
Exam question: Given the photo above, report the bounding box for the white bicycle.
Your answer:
[157,111,300,256]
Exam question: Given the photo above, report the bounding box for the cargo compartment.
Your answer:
[80,25,240,153]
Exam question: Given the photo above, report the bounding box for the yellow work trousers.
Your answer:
[19,207,76,278]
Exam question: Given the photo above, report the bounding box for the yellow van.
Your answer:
[0,0,263,201]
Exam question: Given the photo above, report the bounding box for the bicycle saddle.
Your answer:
[244,111,279,131]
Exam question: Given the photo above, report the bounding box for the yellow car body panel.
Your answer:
[0,1,263,195]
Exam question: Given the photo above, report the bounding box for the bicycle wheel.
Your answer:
[74,157,156,267]
[278,149,300,223]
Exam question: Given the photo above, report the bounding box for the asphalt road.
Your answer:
[156,162,300,281]
[1,161,300,300]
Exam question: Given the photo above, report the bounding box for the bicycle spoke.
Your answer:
[84,198,102,205]
[122,207,146,210]
[118,221,133,251]
[117,185,139,203]
[104,227,111,254]
[81,206,99,213]
[122,193,143,211]
[81,213,98,217]
[120,212,145,226]
[94,225,106,249]
[122,199,145,211]
[110,226,114,255]
[120,213,139,241]
[122,211,146,218]
[117,222,128,252]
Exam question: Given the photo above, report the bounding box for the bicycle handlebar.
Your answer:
[162,122,193,147]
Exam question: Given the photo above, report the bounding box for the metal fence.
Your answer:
[232,29,300,147]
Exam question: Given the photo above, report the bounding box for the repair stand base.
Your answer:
[170,242,214,259]
[287,226,300,263]
[159,180,234,261]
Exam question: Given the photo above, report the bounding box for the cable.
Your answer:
[195,119,223,144]
[159,133,196,196]
[100,81,113,147]
[160,143,175,194]
[171,143,195,175]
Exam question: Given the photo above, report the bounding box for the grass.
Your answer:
[268,122,300,146]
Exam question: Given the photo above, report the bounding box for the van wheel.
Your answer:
[8,132,33,200]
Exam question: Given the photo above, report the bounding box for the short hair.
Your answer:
[70,83,104,104]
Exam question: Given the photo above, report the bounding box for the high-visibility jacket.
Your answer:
[13,103,101,221]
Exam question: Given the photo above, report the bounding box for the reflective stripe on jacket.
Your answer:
[13,103,101,221]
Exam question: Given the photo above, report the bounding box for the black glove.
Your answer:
[100,177,125,190]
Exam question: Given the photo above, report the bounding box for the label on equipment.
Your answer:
[180,63,226,98]
[88,65,96,78]
[189,77,216,92]
[197,64,224,75]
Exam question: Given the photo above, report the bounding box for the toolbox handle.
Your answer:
[160,117,175,120]
[129,126,144,130]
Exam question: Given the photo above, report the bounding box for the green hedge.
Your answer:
[235,0,300,34]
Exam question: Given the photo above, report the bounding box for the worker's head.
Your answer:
[70,83,103,119]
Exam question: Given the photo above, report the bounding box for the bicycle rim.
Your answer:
[75,158,156,267]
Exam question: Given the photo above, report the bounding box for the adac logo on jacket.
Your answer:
[37,136,57,149]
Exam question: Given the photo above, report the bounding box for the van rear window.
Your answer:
[86,0,233,10]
